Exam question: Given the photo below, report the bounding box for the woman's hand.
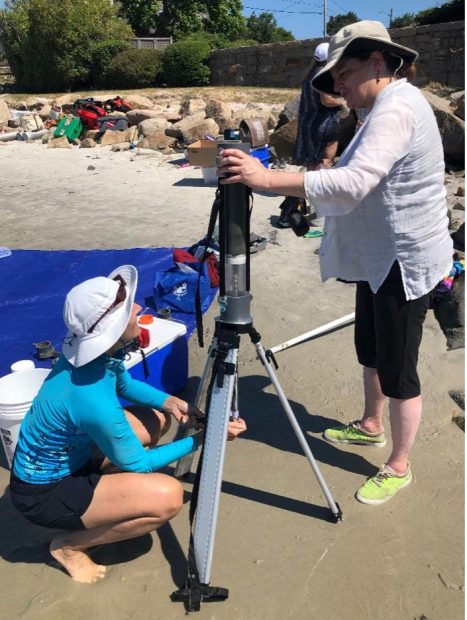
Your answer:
[227,417,247,441]
[162,396,189,424]
[217,148,271,191]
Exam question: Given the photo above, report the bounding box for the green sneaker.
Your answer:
[323,420,386,447]
[356,464,412,505]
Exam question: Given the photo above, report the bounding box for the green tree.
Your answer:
[327,11,359,35]
[415,0,463,25]
[117,0,160,36]
[390,13,416,28]
[245,12,294,43]
[156,1,246,40]
[0,0,133,92]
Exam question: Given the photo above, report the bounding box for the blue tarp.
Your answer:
[0,249,218,378]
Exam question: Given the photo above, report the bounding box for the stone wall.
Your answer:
[210,21,465,89]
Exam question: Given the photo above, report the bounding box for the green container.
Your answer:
[54,116,82,140]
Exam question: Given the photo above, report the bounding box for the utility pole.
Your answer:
[379,8,393,27]
[323,0,328,36]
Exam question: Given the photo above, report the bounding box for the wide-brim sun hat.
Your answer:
[62,264,138,368]
[312,20,419,94]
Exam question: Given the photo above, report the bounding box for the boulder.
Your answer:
[82,129,101,140]
[126,125,138,144]
[433,272,465,350]
[160,107,182,122]
[80,138,96,148]
[422,90,465,164]
[53,94,82,107]
[126,108,165,126]
[276,95,301,128]
[0,99,11,124]
[124,94,155,110]
[450,91,465,121]
[169,114,216,142]
[137,132,176,150]
[138,117,170,138]
[99,130,130,146]
[269,119,298,161]
[38,104,52,120]
[111,143,131,152]
[48,136,71,149]
[179,97,206,117]
[205,98,232,133]
[231,107,269,128]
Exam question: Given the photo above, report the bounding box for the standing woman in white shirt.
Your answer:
[217,21,453,505]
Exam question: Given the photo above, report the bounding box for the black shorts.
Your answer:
[354,261,433,399]
[9,457,103,531]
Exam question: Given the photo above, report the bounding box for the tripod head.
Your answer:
[216,141,253,329]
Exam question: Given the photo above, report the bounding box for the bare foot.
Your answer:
[50,538,106,583]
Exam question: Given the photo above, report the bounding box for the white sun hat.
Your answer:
[312,21,418,94]
[62,264,138,368]
[314,42,329,62]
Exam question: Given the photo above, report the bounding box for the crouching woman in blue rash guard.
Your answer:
[9,265,246,583]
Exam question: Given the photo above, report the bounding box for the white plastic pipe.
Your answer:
[268,312,356,355]
[16,129,48,141]
[0,131,20,142]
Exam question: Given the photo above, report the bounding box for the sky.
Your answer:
[242,0,446,39]
[0,0,447,40]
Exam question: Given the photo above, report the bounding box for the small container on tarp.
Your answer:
[124,317,188,394]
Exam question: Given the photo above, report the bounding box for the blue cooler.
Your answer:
[251,145,270,168]
[125,317,188,395]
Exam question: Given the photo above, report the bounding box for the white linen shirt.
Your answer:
[304,79,453,300]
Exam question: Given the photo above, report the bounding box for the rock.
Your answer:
[138,117,170,138]
[126,125,138,144]
[124,94,155,110]
[269,119,298,161]
[452,222,465,251]
[80,138,96,148]
[231,107,269,127]
[99,130,130,146]
[433,272,465,350]
[453,199,465,211]
[53,94,82,107]
[137,132,176,150]
[179,96,206,117]
[82,129,101,140]
[0,99,11,124]
[38,104,52,120]
[126,108,166,126]
[87,165,96,170]
[277,95,301,128]
[422,90,465,164]
[449,389,465,410]
[456,184,465,197]
[205,99,232,133]
[449,91,465,120]
[111,142,131,152]
[48,136,71,149]
[160,107,182,122]
[169,116,219,142]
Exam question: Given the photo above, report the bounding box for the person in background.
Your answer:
[217,21,453,505]
[9,265,246,582]
[277,42,343,228]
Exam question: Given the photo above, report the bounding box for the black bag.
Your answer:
[97,115,129,132]
[278,196,310,237]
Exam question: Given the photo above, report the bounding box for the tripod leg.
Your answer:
[174,337,217,480]
[253,337,342,521]
[193,347,238,585]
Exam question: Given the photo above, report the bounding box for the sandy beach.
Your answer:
[0,139,464,620]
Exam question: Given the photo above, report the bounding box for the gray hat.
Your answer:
[312,21,419,94]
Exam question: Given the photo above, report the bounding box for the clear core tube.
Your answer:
[224,254,247,297]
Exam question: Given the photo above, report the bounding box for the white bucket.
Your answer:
[0,368,50,468]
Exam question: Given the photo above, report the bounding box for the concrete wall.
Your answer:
[210,21,465,89]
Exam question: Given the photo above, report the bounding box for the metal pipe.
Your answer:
[16,129,48,141]
[0,131,20,142]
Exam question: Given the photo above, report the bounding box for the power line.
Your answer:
[244,5,322,14]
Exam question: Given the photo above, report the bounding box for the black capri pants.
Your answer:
[354,261,433,399]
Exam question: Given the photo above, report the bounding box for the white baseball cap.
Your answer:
[314,42,330,62]
[62,264,138,367]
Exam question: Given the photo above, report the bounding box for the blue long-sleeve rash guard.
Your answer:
[13,355,198,483]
